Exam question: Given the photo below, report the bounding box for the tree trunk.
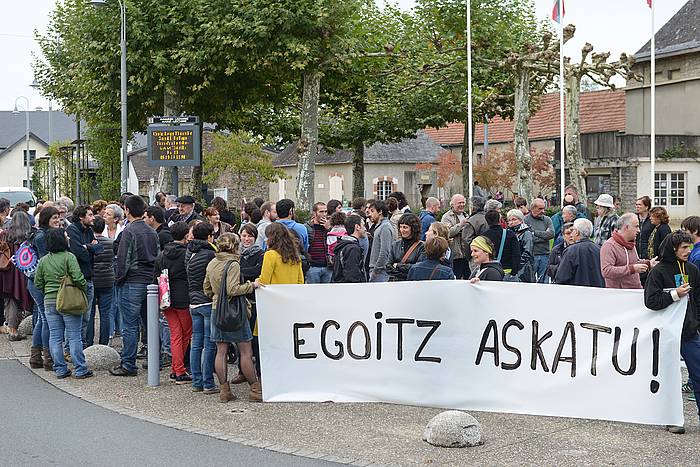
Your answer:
[513,67,533,201]
[565,74,587,198]
[460,120,469,197]
[158,82,181,194]
[295,70,321,211]
[352,140,365,200]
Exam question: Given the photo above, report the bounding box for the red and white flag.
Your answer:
[551,0,565,23]
[647,0,652,7]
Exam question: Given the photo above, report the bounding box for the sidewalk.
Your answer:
[3,338,698,465]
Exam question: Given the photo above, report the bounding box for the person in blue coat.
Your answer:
[408,237,455,281]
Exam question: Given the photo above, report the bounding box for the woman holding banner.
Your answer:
[468,236,504,282]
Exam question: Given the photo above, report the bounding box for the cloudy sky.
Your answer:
[0,0,689,111]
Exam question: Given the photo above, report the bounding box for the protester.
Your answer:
[547,222,576,281]
[424,221,451,265]
[351,197,367,219]
[644,230,700,434]
[555,219,605,287]
[91,199,108,217]
[0,197,11,229]
[34,228,92,379]
[515,197,528,216]
[408,237,455,281]
[110,195,160,377]
[525,198,554,283]
[441,194,469,278]
[185,222,218,394]
[681,216,700,270]
[256,202,276,249]
[204,207,233,241]
[326,199,342,214]
[209,196,236,227]
[367,200,395,283]
[164,195,178,223]
[145,206,173,251]
[259,223,305,286]
[102,203,124,240]
[325,211,347,265]
[275,199,309,251]
[204,233,263,402]
[1,211,34,341]
[55,197,75,226]
[468,236,504,282]
[90,217,116,346]
[388,191,410,214]
[600,213,656,289]
[636,196,653,258]
[506,209,534,283]
[593,194,619,246]
[239,202,257,231]
[387,197,402,239]
[332,215,367,283]
[169,195,204,226]
[419,197,440,241]
[553,206,578,245]
[564,184,590,219]
[305,202,331,284]
[483,210,520,279]
[387,213,424,282]
[647,207,672,260]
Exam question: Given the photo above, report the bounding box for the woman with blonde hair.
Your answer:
[204,233,263,402]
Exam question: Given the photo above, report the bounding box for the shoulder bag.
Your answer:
[214,260,246,332]
[57,254,88,315]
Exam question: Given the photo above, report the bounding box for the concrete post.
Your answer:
[146,284,160,387]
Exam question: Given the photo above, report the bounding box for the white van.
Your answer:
[0,187,38,215]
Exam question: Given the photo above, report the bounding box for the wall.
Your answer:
[636,159,700,221]
[0,138,47,188]
[269,164,353,205]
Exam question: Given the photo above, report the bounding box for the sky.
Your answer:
[0,0,690,111]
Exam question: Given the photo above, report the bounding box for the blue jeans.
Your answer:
[190,304,216,390]
[681,333,700,418]
[369,269,389,283]
[535,255,549,283]
[111,286,122,337]
[92,287,114,346]
[117,283,148,373]
[27,279,49,349]
[306,266,332,284]
[160,314,171,356]
[44,300,88,377]
[80,281,95,347]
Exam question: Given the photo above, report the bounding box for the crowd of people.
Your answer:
[1,185,699,432]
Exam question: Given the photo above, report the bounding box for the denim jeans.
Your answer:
[160,314,171,356]
[111,286,122,337]
[190,304,216,390]
[44,300,88,377]
[534,255,550,283]
[369,268,390,283]
[27,279,49,348]
[681,333,700,418]
[80,281,95,347]
[92,287,114,346]
[306,266,332,284]
[117,283,148,373]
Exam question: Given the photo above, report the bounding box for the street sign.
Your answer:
[147,116,201,167]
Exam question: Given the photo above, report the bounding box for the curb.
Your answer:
[10,341,388,467]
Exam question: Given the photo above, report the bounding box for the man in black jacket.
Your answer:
[554,218,605,287]
[644,230,700,434]
[145,206,173,251]
[168,195,204,226]
[482,209,520,277]
[66,205,104,347]
[110,196,160,377]
[333,215,367,283]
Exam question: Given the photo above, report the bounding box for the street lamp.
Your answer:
[91,0,128,193]
[13,97,31,190]
[31,78,54,200]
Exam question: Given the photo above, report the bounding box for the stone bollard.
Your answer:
[84,345,121,370]
[17,316,33,337]
[423,410,483,448]
[146,284,160,387]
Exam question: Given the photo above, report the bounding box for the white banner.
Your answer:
[257,281,686,425]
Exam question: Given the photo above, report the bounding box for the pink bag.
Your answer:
[158,269,171,311]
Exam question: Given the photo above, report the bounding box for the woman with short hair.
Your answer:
[102,203,124,240]
[204,207,233,241]
[387,213,424,281]
[647,206,672,260]
[407,237,455,281]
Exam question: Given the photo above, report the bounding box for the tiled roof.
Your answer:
[636,0,700,61]
[424,89,626,146]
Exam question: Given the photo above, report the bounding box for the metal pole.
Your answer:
[26,107,31,190]
[146,284,160,387]
[120,0,129,194]
[171,166,179,196]
[650,0,656,200]
[49,100,54,200]
[466,0,473,199]
[558,1,565,207]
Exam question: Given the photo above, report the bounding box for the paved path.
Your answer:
[0,360,335,467]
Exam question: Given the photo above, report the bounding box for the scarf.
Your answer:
[612,231,635,250]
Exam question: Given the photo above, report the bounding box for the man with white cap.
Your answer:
[592,194,619,246]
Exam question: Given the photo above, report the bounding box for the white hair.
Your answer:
[106,203,124,221]
[450,194,465,205]
[617,212,637,230]
[485,199,503,212]
[55,196,75,213]
[573,218,593,238]
[562,205,577,217]
[507,209,524,221]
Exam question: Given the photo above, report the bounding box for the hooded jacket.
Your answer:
[332,235,366,283]
[154,242,189,309]
[644,235,700,339]
[185,239,217,306]
[511,222,534,282]
[469,261,504,281]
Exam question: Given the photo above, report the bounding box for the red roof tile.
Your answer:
[423,89,626,146]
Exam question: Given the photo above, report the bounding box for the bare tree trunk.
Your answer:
[295,70,321,211]
[352,139,365,200]
[565,74,587,197]
[513,67,533,201]
[158,83,181,194]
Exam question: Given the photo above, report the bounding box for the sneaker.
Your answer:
[7,333,23,341]
[689,393,696,402]
[667,425,685,434]
[682,382,693,393]
[75,370,94,380]
[109,366,138,377]
[57,370,72,379]
[136,346,148,360]
[192,386,204,393]
[169,372,176,382]
[203,387,220,395]
[175,374,193,385]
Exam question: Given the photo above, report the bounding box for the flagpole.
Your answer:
[467,0,474,200]
[650,0,656,200]
[558,0,565,207]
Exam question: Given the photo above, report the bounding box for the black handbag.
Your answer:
[214,260,246,332]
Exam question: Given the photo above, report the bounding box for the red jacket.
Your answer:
[600,234,649,289]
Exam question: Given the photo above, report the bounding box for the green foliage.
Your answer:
[659,142,700,161]
[86,124,121,201]
[31,160,50,200]
[47,141,77,200]
[202,131,286,187]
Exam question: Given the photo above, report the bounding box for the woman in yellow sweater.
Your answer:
[259,223,305,285]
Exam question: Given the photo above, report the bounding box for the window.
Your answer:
[329,175,343,200]
[376,180,392,200]
[277,177,286,200]
[655,172,685,206]
[585,175,611,202]
[23,150,36,167]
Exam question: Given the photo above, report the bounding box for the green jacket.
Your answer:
[34,251,87,300]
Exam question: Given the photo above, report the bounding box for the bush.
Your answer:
[294,209,310,224]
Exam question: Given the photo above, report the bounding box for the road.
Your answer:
[0,360,336,467]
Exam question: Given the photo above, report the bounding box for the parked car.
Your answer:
[0,187,37,215]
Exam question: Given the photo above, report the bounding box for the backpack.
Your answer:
[0,231,10,272]
[326,230,344,267]
[11,232,39,279]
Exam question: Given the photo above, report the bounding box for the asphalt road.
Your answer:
[0,360,336,467]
